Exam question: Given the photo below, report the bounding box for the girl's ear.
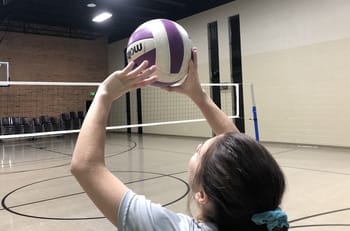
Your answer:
[194,190,209,205]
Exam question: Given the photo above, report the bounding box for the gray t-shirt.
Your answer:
[117,190,217,231]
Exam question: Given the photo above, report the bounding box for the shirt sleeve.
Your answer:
[117,190,198,231]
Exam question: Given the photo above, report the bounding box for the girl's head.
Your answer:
[189,132,287,231]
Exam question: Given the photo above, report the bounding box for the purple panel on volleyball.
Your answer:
[161,19,184,74]
[128,27,156,67]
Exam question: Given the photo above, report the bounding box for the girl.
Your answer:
[71,48,289,231]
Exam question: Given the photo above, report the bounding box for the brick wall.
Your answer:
[0,31,107,118]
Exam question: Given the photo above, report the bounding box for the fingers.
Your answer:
[138,64,156,79]
[121,60,149,77]
[137,75,158,88]
[189,47,198,72]
[124,61,157,88]
[121,60,157,86]
[122,61,136,73]
[135,63,157,84]
[128,60,150,77]
[192,47,198,67]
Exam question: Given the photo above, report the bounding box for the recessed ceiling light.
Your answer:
[92,12,112,23]
[87,3,96,7]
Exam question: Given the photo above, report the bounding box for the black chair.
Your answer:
[77,111,85,127]
[61,113,72,130]
[13,117,25,134]
[70,111,80,129]
[23,117,34,133]
[1,117,15,135]
[33,118,43,132]
[40,115,53,132]
[50,117,61,131]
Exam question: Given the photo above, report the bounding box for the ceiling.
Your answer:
[0,0,235,43]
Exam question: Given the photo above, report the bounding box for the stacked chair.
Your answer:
[61,112,72,130]
[0,111,85,136]
[13,117,25,134]
[33,118,43,133]
[1,117,15,135]
[40,116,54,132]
[23,117,35,133]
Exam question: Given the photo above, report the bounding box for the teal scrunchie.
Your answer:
[251,208,289,231]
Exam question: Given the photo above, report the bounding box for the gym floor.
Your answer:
[0,133,349,231]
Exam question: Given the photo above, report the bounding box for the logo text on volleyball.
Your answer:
[127,43,143,59]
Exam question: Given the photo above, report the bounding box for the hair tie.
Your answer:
[251,207,289,231]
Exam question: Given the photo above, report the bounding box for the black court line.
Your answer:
[270,147,299,156]
[0,140,137,175]
[29,145,73,157]
[289,207,350,223]
[0,155,68,166]
[2,137,349,227]
[276,147,350,229]
[0,144,71,174]
[289,207,350,228]
[137,146,194,156]
[268,145,350,176]
[0,163,70,175]
[282,165,350,176]
[40,140,137,159]
[1,170,189,220]
[0,137,139,212]
[30,140,137,157]
[290,224,350,228]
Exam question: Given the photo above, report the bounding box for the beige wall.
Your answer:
[108,0,350,147]
[238,0,350,147]
[243,38,350,146]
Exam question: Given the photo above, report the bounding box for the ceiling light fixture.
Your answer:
[86,0,96,7]
[92,12,112,23]
[87,3,96,7]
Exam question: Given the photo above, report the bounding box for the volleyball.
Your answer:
[126,19,192,87]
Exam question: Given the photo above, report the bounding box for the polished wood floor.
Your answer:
[1,133,349,231]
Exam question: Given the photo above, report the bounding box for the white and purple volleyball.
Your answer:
[126,19,192,87]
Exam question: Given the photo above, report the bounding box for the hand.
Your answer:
[162,47,205,101]
[97,61,157,102]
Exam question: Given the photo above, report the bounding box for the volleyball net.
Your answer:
[0,81,239,140]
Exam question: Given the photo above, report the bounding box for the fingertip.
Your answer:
[191,48,198,64]
[141,60,149,67]
[124,61,135,71]
[192,47,198,56]
[150,65,156,71]
[140,75,158,88]
[151,75,158,82]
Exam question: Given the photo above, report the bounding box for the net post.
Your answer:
[0,62,9,86]
[250,84,260,142]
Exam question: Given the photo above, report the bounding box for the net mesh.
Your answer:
[0,82,239,139]
[138,84,236,124]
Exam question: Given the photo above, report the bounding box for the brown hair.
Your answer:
[193,132,287,231]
